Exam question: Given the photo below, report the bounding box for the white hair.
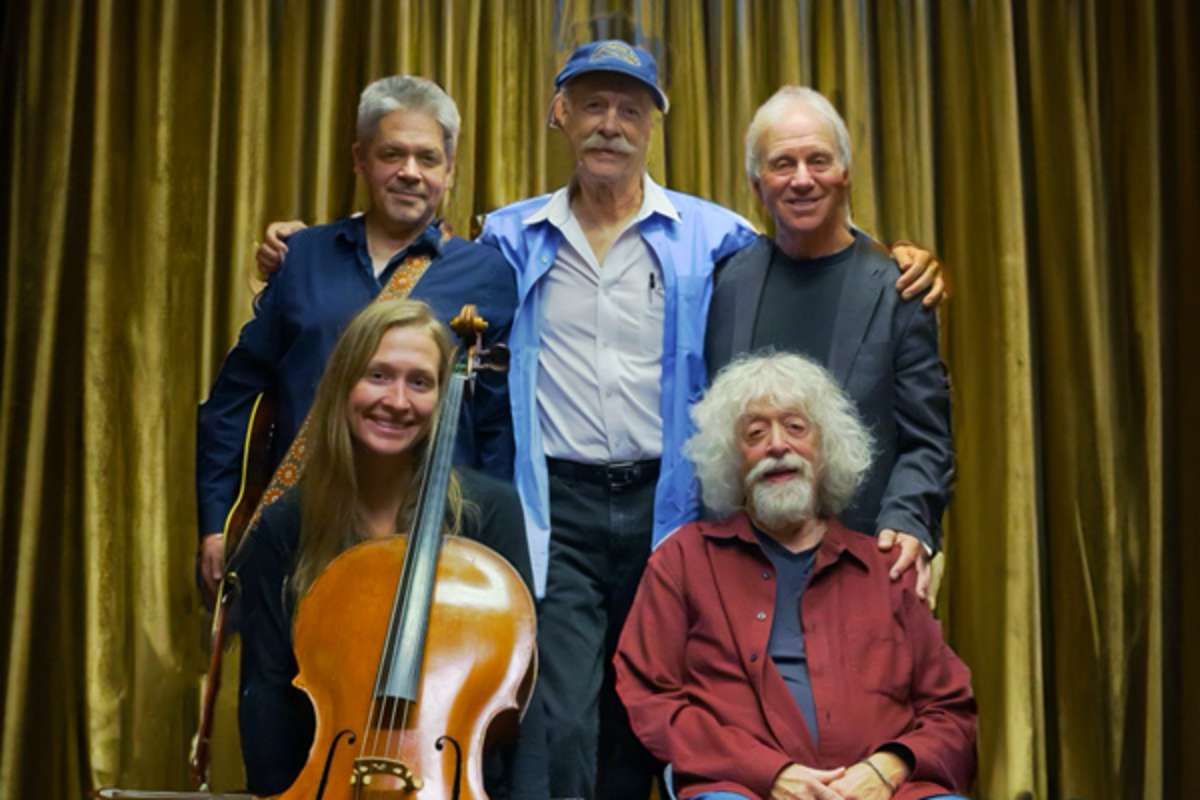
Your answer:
[686,352,873,518]
[744,86,852,182]
[357,75,461,160]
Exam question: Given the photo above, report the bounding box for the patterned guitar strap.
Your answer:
[230,223,453,559]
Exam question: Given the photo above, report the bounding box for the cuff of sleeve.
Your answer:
[198,505,228,538]
[879,733,951,788]
[750,756,798,798]
[876,742,916,772]
[875,516,936,553]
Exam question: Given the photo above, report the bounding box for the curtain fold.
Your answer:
[1,2,1192,798]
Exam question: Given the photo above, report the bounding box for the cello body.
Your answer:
[279,534,537,800]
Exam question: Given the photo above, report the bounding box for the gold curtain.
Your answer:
[1,1,1194,798]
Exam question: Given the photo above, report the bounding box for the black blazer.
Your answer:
[705,234,954,550]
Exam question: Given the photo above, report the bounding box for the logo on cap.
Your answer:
[590,41,641,66]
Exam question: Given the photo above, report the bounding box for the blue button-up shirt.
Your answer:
[196,217,517,537]
[480,181,756,594]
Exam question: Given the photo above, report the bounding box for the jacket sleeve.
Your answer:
[879,585,977,795]
[195,277,286,537]
[614,546,793,798]
[462,256,517,481]
[875,301,955,551]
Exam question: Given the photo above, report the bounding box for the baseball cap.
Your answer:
[553,39,670,113]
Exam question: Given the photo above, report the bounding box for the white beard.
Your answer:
[745,454,817,531]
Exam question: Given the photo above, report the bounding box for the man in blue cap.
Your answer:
[255,41,944,799]
[479,41,945,800]
[480,39,754,799]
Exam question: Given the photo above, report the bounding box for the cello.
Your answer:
[275,305,534,800]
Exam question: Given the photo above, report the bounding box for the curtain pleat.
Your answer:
[1,2,1193,798]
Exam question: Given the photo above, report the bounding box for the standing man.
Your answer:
[196,76,516,597]
[479,44,943,800]
[706,87,955,600]
[478,40,758,800]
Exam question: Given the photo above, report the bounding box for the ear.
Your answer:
[549,91,567,129]
[750,175,766,205]
[351,140,366,176]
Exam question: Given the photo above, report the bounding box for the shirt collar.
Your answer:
[700,511,871,573]
[521,173,682,228]
[335,214,446,256]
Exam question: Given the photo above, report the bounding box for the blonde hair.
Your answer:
[291,299,464,600]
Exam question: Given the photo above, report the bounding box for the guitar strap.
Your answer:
[231,223,453,558]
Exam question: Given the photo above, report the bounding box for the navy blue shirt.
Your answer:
[753,527,819,742]
[196,217,517,536]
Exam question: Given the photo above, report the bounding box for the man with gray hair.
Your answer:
[706,86,955,602]
[615,352,976,800]
[196,75,517,596]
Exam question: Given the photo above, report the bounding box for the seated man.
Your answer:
[614,352,976,800]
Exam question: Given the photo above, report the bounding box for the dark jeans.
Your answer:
[540,461,661,800]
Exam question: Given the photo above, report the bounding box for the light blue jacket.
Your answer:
[480,183,757,595]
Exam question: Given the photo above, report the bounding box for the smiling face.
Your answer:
[752,105,853,259]
[737,400,823,531]
[353,107,453,239]
[346,325,442,462]
[556,72,655,188]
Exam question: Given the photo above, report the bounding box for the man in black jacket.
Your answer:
[705,86,954,602]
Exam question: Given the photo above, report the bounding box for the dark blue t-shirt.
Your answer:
[750,239,854,363]
[754,527,819,742]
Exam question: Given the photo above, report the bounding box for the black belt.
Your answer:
[546,457,661,492]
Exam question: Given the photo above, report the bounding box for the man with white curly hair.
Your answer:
[615,352,976,800]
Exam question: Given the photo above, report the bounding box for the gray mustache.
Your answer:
[744,453,813,488]
[582,132,637,155]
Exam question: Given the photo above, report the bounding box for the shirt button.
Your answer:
[750,652,759,662]
[762,572,771,580]
[756,611,767,621]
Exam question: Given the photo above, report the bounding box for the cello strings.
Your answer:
[372,535,419,759]
[362,525,418,758]
[384,376,458,765]
[362,371,463,769]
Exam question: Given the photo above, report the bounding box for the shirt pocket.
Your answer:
[843,617,913,704]
[641,275,667,357]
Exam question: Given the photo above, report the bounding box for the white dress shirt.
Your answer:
[523,176,680,463]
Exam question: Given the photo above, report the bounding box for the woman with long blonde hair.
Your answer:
[232,298,546,798]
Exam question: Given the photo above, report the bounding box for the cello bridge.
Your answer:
[349,756,423,793]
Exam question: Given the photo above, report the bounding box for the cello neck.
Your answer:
[375,370,467,702]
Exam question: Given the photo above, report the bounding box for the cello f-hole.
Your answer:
[314,729,356,800]
[435,735,463,800]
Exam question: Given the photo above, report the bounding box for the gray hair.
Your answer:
[356,75,462,161]
[686,352,873,518]
[744,86,852,182]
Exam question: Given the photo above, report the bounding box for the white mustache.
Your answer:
[582,132,636,155]
[744,453,813,488]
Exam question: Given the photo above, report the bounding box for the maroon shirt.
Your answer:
[614,514,976,799]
